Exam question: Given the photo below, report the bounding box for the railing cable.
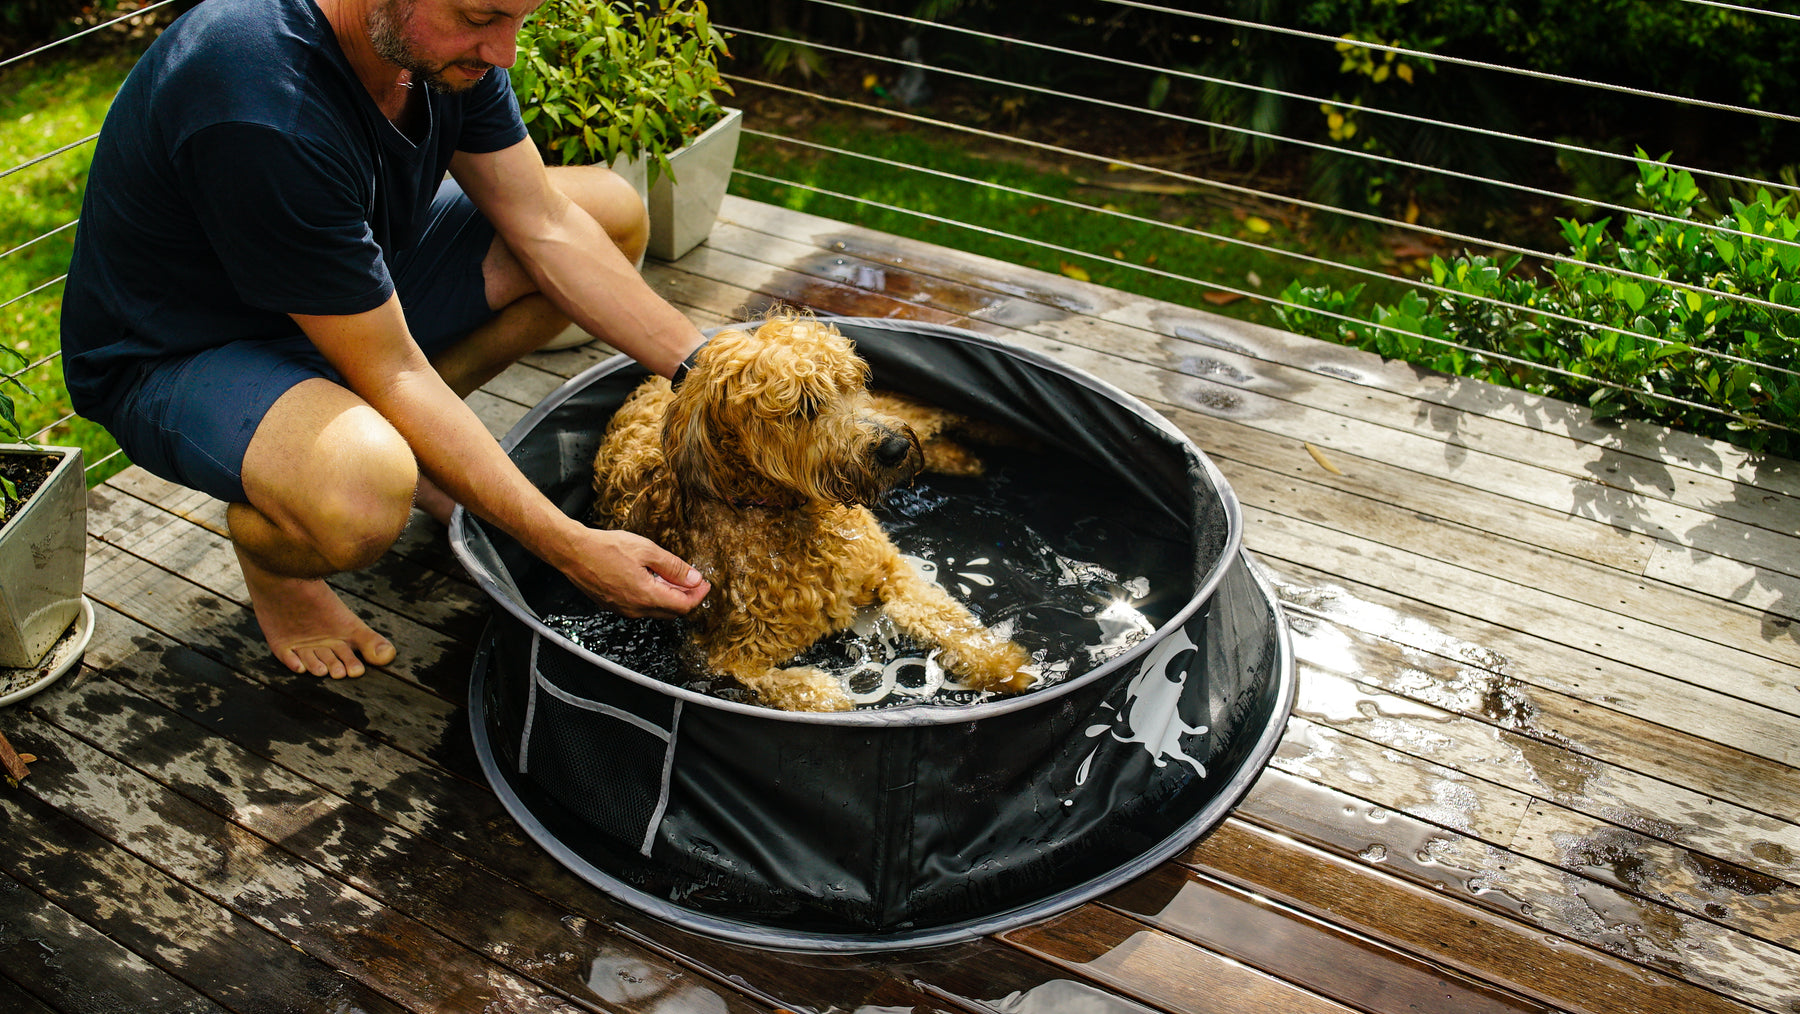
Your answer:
[1669,0,1800,22]
[790,0,1799,196]
[746,126,1800,379]
[0,275,68,313]
[0,221,77,263]
[28,412,77,443]
[7,348,67,379]
[0,0,181,72]
[720,24,1800,270]
[84,447,125,475]
[729,74,1800,320]
[2,134,99,182]
[1097,0,1800,125]
[735,168,1781,433]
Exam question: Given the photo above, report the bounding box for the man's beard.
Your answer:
[368,0,489,93]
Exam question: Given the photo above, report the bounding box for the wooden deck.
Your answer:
[7,195,1800,1014]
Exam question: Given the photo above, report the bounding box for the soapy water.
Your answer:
[547,448,1191,709]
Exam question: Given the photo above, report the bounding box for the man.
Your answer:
[60,0,711,680]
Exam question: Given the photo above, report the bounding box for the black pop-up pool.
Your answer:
[452,317,1294,951]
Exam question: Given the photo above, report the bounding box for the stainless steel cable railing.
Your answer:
[743,126,1800,385]
[1099,0,1800,124]
[2,1,172,475]
[0,0,179,72]
[718,19,1800,312]
[717,0,1800,443]
[731,166,1754,428]
[798,0,1800,198]
[6,0,1799,460]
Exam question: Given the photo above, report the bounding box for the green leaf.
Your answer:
[1147,74,1171,109]
[1616,280,1646,312]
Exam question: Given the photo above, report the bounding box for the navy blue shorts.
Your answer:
[108,180,498,504]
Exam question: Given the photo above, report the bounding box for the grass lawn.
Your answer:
[727,117,1417,332]
[2,49,137,485]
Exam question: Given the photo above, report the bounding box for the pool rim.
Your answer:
[449,316,1248,728]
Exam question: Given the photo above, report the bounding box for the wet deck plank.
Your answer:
[5,196,1797,1013]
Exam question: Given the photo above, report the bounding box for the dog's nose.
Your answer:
[875,431,915,467]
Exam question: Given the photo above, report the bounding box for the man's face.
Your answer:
[368,0,539,93]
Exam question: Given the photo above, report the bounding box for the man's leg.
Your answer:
[431,164,647,397]
[232,377,416,678]
[413,165,648,521]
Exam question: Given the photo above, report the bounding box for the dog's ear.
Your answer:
[661,331,736,500]
[735,318,869,420]
[661,318,873,498]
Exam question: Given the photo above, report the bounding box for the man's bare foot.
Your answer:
[414,472,456,526]
[236,546,396,678]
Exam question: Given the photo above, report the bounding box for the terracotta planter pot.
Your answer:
[0,444,86,668]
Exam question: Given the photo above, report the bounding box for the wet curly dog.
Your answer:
[590,312,1034,712]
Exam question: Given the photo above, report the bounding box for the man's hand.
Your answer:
[561,525,710,619]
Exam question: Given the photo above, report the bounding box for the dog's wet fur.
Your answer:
[590,311,1033,711]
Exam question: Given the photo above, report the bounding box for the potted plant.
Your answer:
[512,0,740,263]
[0,344,91,700]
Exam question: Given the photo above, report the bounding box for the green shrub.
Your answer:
[1275,157,1800,454]
[511,0,732,184]
[0,345,29,511]
[1181,1,1800,222]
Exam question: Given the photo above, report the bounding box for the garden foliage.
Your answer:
[0,345,29,512]
[511,0,732,185]
[1275,159,1800,454]
[1181,0,1800,210]
[0,0,192,60]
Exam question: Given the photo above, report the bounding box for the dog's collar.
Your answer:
[669,341,707,390]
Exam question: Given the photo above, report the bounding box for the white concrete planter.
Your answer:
[0,444,86,669]
[610,106,744,262]
[547,108,744,351]
[647,106,743,261]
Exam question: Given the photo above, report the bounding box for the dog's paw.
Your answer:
[750,666,856,712]
[919,437,986,477]
[944,637,1036,695]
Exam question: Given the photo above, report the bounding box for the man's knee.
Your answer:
[550,164,648,262]
[306,416,416,571]
[309,484,412,572]
[246,389,417,572]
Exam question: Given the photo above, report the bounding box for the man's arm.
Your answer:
[289,296,709,618]
[448,138,704,378]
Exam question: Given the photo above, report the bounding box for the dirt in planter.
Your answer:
[0,451,59,534]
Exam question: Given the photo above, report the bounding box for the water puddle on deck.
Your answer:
[982,977,1165,1014]
[579,938,731,1013]
[1261,579,1800,1000]
[548,448,1191,709]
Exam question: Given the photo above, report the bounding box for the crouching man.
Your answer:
[61,0,711,678]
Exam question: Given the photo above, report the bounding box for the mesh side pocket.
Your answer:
[521,634,678,854]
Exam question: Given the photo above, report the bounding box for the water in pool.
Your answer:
[545,446,1193,708]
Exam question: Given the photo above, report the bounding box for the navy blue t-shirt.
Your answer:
[60,0,528,419]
